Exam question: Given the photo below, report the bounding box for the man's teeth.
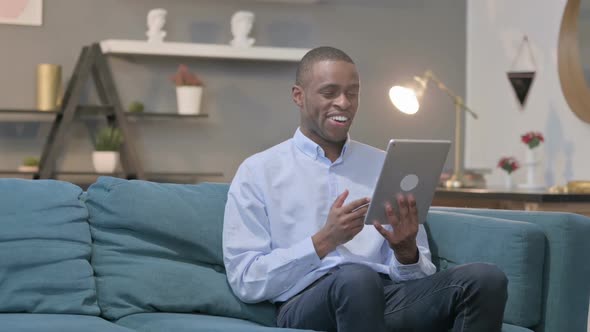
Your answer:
[330,116,348,123]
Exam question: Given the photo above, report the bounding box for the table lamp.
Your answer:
[388,70,479,188]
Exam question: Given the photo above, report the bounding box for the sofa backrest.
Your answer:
[0,179,100,315]
[85,176,276,325]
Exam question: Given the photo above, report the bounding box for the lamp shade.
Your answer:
[389,85,420,114]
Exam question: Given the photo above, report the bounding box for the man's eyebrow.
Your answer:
[318,83,359,90]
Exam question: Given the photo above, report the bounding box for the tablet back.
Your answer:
[364,139,451,225]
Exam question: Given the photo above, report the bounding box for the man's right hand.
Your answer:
[312,190,370,259]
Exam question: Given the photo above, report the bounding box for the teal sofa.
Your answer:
[0,176,588,332]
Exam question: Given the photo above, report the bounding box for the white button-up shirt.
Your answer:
[223,128,436,303]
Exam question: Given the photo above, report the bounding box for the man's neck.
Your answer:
[299,128,347,162]
[322,143,344,163]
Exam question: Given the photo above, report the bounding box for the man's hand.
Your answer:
[373,194,419,264]
[312,190,370,259]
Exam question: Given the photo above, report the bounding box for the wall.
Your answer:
[0,0,466,183]
[466,0,590,188]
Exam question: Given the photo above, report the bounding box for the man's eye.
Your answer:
[321,91,337,98]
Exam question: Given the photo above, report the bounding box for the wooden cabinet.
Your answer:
[433,187,590,217]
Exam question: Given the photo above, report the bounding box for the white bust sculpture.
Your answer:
[146,8,167,43]
[230,11,255,48]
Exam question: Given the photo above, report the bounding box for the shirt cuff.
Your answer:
[389,250,429,281]
[291,236,322,269]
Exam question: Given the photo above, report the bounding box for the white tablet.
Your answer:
[363,139,451,225]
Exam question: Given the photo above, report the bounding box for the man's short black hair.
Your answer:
[295,46,355,87]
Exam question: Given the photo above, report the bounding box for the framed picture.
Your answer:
[0,0,42,26]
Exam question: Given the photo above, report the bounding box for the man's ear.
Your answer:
[292,85,304,108]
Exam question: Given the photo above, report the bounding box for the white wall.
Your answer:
[467,2,590,330]
[466,0,590,188]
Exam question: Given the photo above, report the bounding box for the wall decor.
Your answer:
[0,0,42,26]
[507,36,537,110]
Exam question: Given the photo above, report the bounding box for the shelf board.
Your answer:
[0,170,37,175]
[0,107,209,122]
[126,112,209,119]
[100,39,309,62]
[0,109,58,121]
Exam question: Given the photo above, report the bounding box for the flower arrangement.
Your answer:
[521,131,544,149]
[497,157,520,174]
[169,64,203,86]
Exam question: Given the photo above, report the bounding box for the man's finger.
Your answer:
[407,193,419,225]
[347,205,369,221]
[397,194,409,222]
[344,197,371,213]
[385,202,400,228]
[373,222,392,242]
[332,189,349,209]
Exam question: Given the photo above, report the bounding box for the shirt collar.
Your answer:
[293,127,351,161]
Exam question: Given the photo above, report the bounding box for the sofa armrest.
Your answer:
[425,210,546,328]
[431,207,590,332]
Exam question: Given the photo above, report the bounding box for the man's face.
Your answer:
[293,60,360,146]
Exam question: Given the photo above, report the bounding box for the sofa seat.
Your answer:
[0,314,135,332]
[116,312,315,332]
[502,323,533,332]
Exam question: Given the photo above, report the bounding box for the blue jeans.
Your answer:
[276,263,508,332]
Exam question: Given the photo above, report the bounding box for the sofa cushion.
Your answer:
[85,177,276,325]
[116,313,316,332]
[0,314,135,332]
[501,324,534,332]
[432,207,590,332]
[425,210,545,328]
[0,179,99,315]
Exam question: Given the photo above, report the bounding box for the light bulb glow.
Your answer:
[389,86,420,115]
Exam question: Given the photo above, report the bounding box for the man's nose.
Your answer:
[334,93,351,109]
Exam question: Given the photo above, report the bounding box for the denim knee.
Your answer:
[329,264,385,303]
[460,263,508,297]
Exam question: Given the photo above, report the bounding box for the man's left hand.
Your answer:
[373,194,419,264]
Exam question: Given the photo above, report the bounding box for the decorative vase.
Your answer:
[36,64,62,111]
[92,151,119,173]
[519,148,543,189]
[504,173,514,189]
[176,86,203,115]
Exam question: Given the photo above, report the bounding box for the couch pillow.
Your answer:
[85,177,276,325]
[0,179,99,315]
[425,210,546,327]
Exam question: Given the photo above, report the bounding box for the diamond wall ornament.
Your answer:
[508,36,537,110]
[507,71,536,108]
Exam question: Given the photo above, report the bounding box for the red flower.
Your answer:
[521,131,544,149]
[497,157,520,174]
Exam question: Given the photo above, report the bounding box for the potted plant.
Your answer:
[128,101,145,113]
[18,156,40,173]
[92,127,123,173]
[497,156,520,188]
[170,64,204,115]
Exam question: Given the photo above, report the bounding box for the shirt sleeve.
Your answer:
[222,162,322,303]
[386,224,437,281]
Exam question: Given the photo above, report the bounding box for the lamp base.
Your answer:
[444,175,465,189]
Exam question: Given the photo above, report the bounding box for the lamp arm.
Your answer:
[424,71,479,120]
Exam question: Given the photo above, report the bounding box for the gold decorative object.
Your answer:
[36,64,62,111]
[567,181,590,193]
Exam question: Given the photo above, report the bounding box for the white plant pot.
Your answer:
[92,151,119,173]
[18,165,39,173]
[176,86,203,115]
